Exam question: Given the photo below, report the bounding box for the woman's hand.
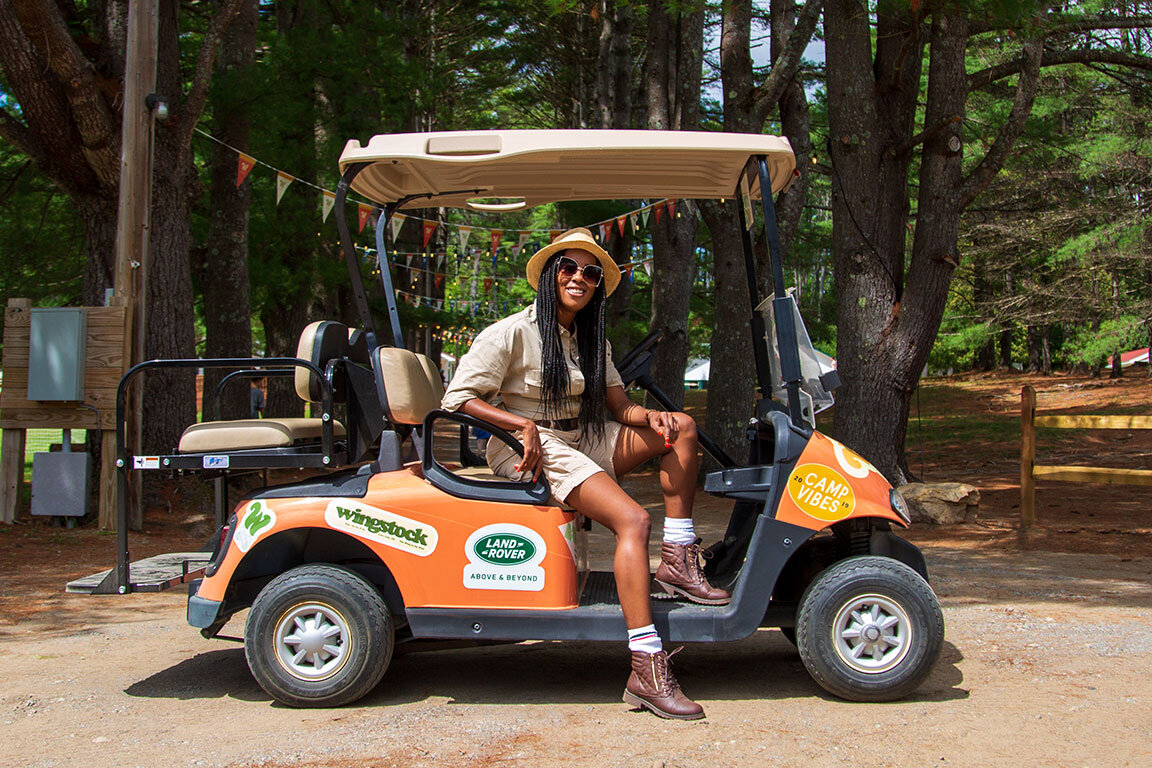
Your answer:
[646,410,679,444]
[514,420,544,481]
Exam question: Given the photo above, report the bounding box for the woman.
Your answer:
[441,227,728,720]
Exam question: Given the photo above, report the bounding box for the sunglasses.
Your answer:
[556,256,604,287]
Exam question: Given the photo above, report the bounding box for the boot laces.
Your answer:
[656,648,684,694]
[684,540,704,581]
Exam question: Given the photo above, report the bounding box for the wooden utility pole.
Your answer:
[112,0,159,532]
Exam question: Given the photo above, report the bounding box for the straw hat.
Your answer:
[525,227,622,296]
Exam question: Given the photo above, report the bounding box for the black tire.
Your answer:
[796,556,943,702]
[244,564,393,708]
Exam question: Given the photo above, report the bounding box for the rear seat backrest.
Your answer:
[416,354,445,402]
[375,347,441,427]
[295,321,352,403]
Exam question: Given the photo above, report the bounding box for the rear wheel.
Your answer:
[245,564,393,707]
[796,556,943,702]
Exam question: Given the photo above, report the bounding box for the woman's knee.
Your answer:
[674,412,698,443]
[620,505,651,540]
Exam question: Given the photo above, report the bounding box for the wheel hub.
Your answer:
[831,593,912,675]
[272,601,352,682]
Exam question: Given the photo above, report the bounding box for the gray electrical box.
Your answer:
[31,450,91,518]
[28,308,88,401]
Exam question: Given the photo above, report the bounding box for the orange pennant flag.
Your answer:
[435,273,445,289]
[616,216,626,236]
[653,203,663,225]
[357,203,372,233]
[236,153,255,187]
[489,229,504,256]
[422,220,438,249]
[483,278,493,294]
[665,199,677,219]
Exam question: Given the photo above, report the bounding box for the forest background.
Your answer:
[1,0,1150,484]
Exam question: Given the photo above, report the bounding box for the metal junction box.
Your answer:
[31,450,91,518]
[28,307,88,401]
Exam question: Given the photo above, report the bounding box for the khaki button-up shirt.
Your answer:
[441,305,624,420]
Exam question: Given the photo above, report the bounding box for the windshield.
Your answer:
[756,294,836,427]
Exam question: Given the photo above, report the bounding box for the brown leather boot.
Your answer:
[654,538,731,605]
[622,648,704,720]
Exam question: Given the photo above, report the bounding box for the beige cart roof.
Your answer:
[338,130,795,211]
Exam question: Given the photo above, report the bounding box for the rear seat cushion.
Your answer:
[179,418,346,453]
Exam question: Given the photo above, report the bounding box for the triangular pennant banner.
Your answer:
[358,203,372,233]
[616,216,626,236]
[513,231,531,257]
[275,172,294,204]
[599,222,610,243]
[666,199,676,219]
[490,229,504,256]
[653,204,663,225]
[484,278,493,294]
[629,213,639,233]
[458,226,473,252]
[321,191,335,222]
[639,207,649,227]
[435,274,445,289]
[236,154,256,187]
[389,213,406,241]
[422,220,438,249]
[643,259,653,276]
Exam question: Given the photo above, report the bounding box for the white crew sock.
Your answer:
[627,624,663,654]
[662,517,696,545]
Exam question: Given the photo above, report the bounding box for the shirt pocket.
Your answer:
[567,365,585,396]
[523,370,544,398]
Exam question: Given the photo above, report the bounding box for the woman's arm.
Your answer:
[459,397,543,481]
[606,385,681,443]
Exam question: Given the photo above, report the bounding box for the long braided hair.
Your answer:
[535,252,608,440]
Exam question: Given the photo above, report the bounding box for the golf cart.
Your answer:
[112,130,943,707]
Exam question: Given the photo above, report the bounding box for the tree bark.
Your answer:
[202,0,257,422]
[644,0,703,410]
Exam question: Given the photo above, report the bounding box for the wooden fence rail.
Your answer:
[1020,384,1152,527]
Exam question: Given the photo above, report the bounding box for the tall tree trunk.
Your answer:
[202,0,257,422]
[703,0,821,465]
[769,0,814,288]
[139,0,205,454]
[644,0,703,410]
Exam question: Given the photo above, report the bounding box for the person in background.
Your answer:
[249,377,266,419]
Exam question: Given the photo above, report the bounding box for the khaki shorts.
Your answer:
[486,420,624,503]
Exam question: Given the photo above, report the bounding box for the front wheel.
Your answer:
[796,556,943,702]
[245,564,393,707]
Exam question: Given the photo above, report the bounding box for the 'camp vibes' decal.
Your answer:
[234,500,276,553]
[464,524,547,591]
[787,464,857,523]
[324,500,438,556]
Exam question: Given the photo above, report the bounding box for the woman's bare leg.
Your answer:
[565,472,652,628]
[613,412,699,519]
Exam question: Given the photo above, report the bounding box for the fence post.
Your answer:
[0,429,27,524]
[1020,385,1036,528]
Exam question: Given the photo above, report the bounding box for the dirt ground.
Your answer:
[2,372,1151,767]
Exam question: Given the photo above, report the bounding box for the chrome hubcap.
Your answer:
[832,593,912,674]
[273,602,351,681]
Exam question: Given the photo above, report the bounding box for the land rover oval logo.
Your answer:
[475,534,536,565]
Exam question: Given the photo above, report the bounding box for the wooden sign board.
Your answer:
[1,299,125,431]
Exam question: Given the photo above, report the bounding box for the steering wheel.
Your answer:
[615,329,663,386]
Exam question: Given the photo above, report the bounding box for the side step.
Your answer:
[66,552,211,595]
